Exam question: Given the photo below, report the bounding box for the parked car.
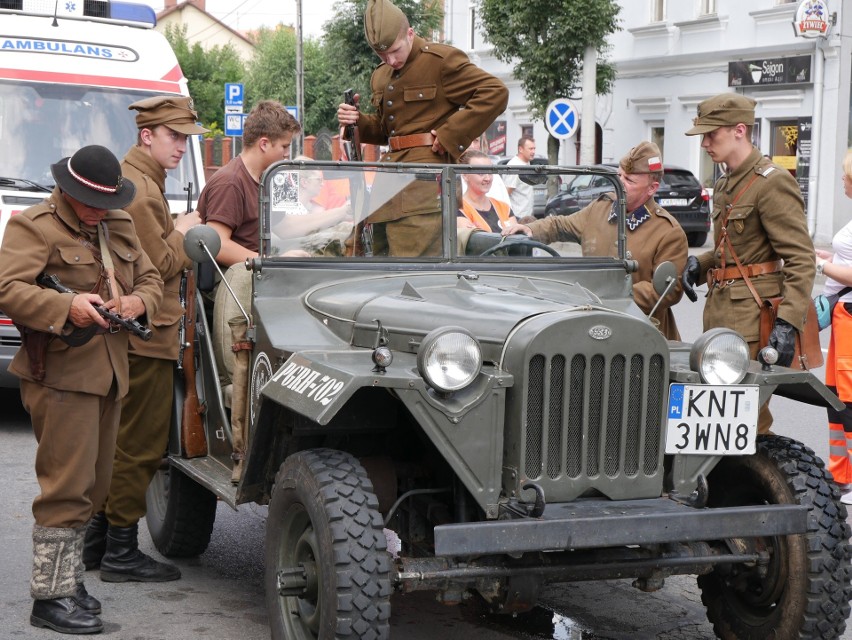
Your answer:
[544,164,712,247]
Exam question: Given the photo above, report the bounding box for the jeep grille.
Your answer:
[524,351,665,484]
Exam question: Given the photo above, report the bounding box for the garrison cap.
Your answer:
[364,0,407,52]
[128,95,208,135]
[685,93,756,136]
[619,141,663,174]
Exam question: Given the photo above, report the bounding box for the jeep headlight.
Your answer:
[690,328,750,385]
[417,327,481,393]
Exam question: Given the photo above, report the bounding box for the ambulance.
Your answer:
[0,0,207,387]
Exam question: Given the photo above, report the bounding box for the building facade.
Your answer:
[445,0,852,242]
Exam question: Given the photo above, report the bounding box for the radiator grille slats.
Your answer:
[524,351,665,483]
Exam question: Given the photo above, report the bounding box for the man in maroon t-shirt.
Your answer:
[198,100,301,267]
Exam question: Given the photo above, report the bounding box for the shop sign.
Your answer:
[793,0,831,39]
[728,56,811,87]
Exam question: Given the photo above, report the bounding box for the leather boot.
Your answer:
[99,523,181,583]
[82,512,108,570]
[31,597,103,634]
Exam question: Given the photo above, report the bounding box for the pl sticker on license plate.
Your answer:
[665,384,759,455]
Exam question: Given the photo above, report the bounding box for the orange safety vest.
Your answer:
[460,198,513,232]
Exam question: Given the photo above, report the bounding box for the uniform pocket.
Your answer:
[403,85,438,128]
[724,203,754,237]
[58,246,97,266]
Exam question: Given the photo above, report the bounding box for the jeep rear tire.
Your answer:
[699,436,852,639]
[266,448,391,640]
[145,465,218,557]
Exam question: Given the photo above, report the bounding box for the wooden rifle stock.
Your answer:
[180,268,207,458]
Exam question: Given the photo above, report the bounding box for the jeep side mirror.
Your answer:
[648,261,677,321]
[183,225,221,263]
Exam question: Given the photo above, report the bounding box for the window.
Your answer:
[652,0,666,22]
[700,0,716,14]
[521,125,534,139]
[650,124,665,159]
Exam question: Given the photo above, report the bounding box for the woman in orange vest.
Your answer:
[458,149,516,232]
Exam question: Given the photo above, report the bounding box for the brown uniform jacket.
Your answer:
[528,194,688,341]
[0,190,162,397]
[695,148,814,341]
[121,145,191,359]
[358,37,507,227]
[359,36,508,165]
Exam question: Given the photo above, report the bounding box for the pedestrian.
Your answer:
[82,96,207,582]
[458,149,516,232]
[0,144,162,634]
[504,136,537,218]
[816,149,852,503]
[336,0,508,256]
[682,93,815,434]
[502,141,687,340]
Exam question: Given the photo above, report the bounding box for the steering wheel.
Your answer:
[479,236,561,257]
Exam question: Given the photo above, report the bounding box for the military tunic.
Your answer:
[356,35,508,256]
[694,147,814,342]
[0,190,162,528]
[528,194,687,341]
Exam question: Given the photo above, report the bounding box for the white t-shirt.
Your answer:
[825,219,852,302]
[504,156,534,217]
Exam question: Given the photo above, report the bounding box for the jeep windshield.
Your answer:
[259,161,627,264]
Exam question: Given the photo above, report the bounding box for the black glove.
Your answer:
[768,318,797,368]
[682,255,700,302]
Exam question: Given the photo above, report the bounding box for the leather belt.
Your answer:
[388,133,435,151]
[707,259,783,286]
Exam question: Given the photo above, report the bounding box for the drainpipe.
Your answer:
[807,40,824,238]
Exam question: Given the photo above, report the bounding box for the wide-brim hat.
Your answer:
[51,145,135,210]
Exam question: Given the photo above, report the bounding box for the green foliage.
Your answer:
[479,0,621,121]
[244,27,337,136]
[321,0,444,115]
[163,24,246,134]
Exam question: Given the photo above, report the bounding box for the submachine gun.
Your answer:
[36,273,152,344]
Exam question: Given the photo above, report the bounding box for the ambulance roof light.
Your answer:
[1,1,157,28]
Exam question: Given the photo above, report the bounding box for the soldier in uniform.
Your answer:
[682,93,815,434]
[0,145,162,634]
[336,0,508,256]
[502,141,687,340]
[82,97,207,583]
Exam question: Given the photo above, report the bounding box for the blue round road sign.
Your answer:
[545,99,579,140]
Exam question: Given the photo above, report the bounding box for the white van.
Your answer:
[0,0,206,387]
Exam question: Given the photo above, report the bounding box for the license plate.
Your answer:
[659,198,688,207]
[665,384,759,455]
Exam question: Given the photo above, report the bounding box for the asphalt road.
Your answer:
[0,245,850,639]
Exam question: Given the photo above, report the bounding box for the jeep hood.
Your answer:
[304,272,623,351]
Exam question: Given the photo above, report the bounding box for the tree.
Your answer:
[479,0,621,161]
[322,0,444,115]
[163,23,246,133]
[244,26,337,137]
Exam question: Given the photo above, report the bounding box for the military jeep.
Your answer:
[146,160,852,640]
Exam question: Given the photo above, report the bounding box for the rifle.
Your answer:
[36,273,153,344]
[179,266,207,458]
[342,88,361,162]
[178,182,208,458]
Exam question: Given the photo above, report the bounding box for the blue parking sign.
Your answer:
[225,113,244,137]
[545,99,579,140]
[225,83,244,107]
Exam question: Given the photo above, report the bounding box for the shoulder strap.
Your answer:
[715,172,763,307]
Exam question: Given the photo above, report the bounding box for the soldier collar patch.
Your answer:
[608,203,651,231]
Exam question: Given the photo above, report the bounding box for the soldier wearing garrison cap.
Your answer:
[683,92,815,434]
[81,95,208,585]
[502,141,688,340]
[0,144,162,633]
[337,0,508,256]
